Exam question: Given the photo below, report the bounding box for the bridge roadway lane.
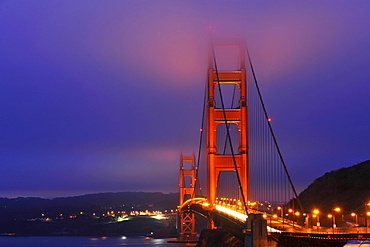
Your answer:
[187,203,246,241]
[186,202,370,245]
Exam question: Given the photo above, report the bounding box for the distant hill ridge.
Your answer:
[0,192,179,235]
[0,191,178,220]
[298,159,370,213]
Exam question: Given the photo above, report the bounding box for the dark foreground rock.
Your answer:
[195,229,244,247]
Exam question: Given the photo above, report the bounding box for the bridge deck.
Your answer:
[183,200,370,245]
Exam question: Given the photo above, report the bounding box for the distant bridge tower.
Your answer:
[206,38,248,228]
[178,155,197,241]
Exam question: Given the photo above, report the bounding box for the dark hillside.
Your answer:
[0,192,178,235]
[298,159,370,214]
[0,192,178,220]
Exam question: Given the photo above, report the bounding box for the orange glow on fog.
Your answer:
[251,11,337,81]
[120,15,206,89]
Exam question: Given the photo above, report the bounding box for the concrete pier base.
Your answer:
[245,214,268,247]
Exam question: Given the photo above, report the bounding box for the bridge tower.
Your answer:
[178,155,197,241]
[206,38,248,228]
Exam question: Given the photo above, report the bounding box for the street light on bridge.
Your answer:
[277,206,284,230]
[333,207,341,230]
[313,209,320,230]
[287,209,294,230]
[366,202,370,233]
[328,214,334,234]
[295,211,300,228]
[328,207,341,234]
[351,212,358,227]
[312,214,318,230]
[366,211,370,233]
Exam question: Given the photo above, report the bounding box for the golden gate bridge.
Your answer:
[175,37,370,247]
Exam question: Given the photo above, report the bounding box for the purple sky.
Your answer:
[0,1,369,198]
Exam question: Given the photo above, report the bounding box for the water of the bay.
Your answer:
[0,236,197,247]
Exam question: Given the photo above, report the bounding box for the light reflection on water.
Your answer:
[0,236,197,247]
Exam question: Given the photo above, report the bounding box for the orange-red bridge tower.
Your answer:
[206,38,248,228]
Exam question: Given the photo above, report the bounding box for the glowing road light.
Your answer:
[215,205,247,222]
[334,207,341,213]
[288,209,293,213]
[313,209,319,215]
[153,214,165,219]
[295,212,300,216]
[351,213,356,217]
[117,216,129,222]
[328,214,333,218]
[268,226,282,233]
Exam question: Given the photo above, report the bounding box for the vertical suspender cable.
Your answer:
[193,79,208,198]
[245,47,304,213]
